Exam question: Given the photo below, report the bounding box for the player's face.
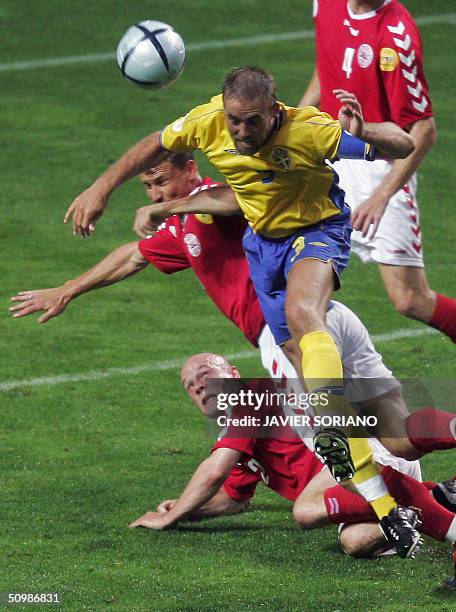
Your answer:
[140,160,195,203]
[224,95,278,155]
[181,354,237,417]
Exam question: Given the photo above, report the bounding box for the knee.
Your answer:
[292,502,322,530]
[380,437,422,461]
[285,300,320,337]
[339,531,367,557]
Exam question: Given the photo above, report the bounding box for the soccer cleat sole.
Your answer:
[313,428,355,482]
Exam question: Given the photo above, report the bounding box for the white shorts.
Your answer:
[333,158,424,267]
[257,300,402,451]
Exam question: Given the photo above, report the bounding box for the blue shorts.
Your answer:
[243,214,352,345]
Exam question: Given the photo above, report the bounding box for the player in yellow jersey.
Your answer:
[64,67,417,556]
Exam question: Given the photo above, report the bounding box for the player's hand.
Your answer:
[334,89,364,138]
[64,185,108,237]
[9,288,70,323]
[156,499,177,514]
[351,193,389,238]
[129,511,174,530]
[133,204,167,238]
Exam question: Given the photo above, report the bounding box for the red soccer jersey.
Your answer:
[314,0,433,127]
[137,177,265,346]
[212,379,323,502]
[213,435,323,502]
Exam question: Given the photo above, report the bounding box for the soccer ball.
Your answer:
[116,20,186,89]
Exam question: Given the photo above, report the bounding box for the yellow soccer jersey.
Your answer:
[161,94,346,239]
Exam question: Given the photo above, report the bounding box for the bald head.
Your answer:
[181,353,239,416]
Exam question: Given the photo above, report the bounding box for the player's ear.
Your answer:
[231,366,241,379]
[185,159,198,180]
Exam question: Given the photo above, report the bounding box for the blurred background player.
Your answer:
[130,352,456,562]
[62,66,416,529]
[300,0,456,343]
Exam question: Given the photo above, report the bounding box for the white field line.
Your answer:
[0,326,439,392]
[0,13,455,73]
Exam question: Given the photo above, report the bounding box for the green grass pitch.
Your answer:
[2,0,456,609]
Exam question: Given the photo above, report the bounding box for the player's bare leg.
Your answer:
[379,264,435,321]
[339,522,392,558]
[379,263,456,342]
[292,467,338,529]
[284,258,403,521]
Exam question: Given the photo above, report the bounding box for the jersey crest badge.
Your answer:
[171,116,186,132]
[357,44,374,68]
[380,47,399,72]
[183,233,202,257]
[272,147,291,170]
[195,214,213,224]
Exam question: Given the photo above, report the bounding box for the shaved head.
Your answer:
[181,353,239,416]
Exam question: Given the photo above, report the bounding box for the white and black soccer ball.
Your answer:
[116,20,186,89]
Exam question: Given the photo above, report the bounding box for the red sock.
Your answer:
[406,408,456,453]
[429,293,456,342]
[382,466,455,541]
[324,469,456,542]
[324,486,378,525]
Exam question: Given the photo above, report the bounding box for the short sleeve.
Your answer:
[161,112,198,151]
[223,465,261,501]
[308,113,343,163]
[138,222,190,274]
[378,15,433,127]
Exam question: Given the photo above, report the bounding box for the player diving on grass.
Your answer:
[61,66,417,542]
[12,152,456,556]
[129,351,456,562]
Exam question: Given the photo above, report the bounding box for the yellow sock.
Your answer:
[349,438,397,519]
[299,330,342,384]
[299,331,397,519]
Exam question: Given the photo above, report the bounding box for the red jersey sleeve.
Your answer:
[137,218,190,274]
[211,438,261,502]
[377,9,433,127]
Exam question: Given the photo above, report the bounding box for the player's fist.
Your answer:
[133,204,167,238]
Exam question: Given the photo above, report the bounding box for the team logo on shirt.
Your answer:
[183,233,202,257]
[272,147,291,170]
[357,44,374,68]
[195,214,214,224]
[379,47,399,72]
[290,236,306,262]
[171,116,186,132]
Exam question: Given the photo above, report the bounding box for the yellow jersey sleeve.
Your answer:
[161,95,225,152]
[286,107,342,166]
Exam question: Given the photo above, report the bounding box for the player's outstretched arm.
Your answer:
[156,488,249,520]
[334,89,414,159]
[133,186,241,238]
[64,131,168,237]
[129,448,241,529]
[298,68,321,108]
[10,242,148,323]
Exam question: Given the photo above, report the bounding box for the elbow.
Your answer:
[400,136,415,158]
[205,466,229,490]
